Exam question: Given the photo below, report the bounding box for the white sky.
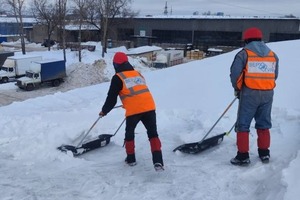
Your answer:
[131,0,300,17]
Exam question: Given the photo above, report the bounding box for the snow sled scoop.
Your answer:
[173,123,235,154]
[173,97,237,154]
[58,117,126,156]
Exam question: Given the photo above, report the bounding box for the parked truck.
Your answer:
[152,50,184,68]
[16,59,66,91]
[0,54,42,83]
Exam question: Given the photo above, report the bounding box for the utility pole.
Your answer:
[164,1,168,15]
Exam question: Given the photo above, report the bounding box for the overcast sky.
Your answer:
[131,0,300,17]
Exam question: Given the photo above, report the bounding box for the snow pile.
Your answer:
[64,53,156,89]
[65,59,110,89]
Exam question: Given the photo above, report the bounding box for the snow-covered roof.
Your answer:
[134,14,300,20]
[0,15,297,26]
[207,48,223,52]
[32,59,64,64]
[127,46,162,55]
[64,24,99,31]
[1,40,300,200]
[6,54,42,60]
[0,16,36,23]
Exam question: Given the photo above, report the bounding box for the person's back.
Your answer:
[229,27,279,166]
[100,52,164,171]
[116,69,156,117]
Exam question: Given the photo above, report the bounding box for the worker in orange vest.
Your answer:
[230,27,279,166]
[100,52,164,171]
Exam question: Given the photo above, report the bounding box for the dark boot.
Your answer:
[152,151,164,171]
[258,148,270,163]
[230,151,250,166]
[152,151,164,166]
[150,137,164,170]
[125,154,136,166]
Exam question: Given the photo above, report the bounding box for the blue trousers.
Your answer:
[236,87,274,132]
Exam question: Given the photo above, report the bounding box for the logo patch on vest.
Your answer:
[124,76,146,88]
[248,61,276,73]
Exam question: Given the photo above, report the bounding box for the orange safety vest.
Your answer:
[116,71,156,117]
[237,49,276,90]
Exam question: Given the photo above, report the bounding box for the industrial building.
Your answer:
[108,15,300,49]
[1,15,300,51]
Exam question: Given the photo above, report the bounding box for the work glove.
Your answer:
[99,111,106,117]
[234,90,240,99]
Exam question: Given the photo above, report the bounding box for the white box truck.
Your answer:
[152,50,184,68]
[0,55,42,83]
[16,59,66,91]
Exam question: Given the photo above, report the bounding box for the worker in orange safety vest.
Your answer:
[100,52,164,171]
[230,27,279,166]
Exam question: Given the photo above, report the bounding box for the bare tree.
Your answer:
[0,1,7,15]
[57,0,68,61]
[31,0,59,51]
[72,0,88,62]
[5,0,26,54]
[83,0,135,58]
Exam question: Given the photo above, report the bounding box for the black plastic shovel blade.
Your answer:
[81,134,112,150]
[57,134,114,156]
[57,145,77,153]
[173,133,226,154]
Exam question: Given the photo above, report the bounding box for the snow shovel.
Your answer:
[173,97,238,154]
[57,105,124,156]
[58,117,126,156]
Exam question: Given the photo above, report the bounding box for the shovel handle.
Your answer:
[198,97,238,144]
[76,105,122,147]
[77,116,102,148]
[113,118,126,136]
[225,123,236,136]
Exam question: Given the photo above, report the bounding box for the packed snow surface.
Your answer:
[0,40,300,200]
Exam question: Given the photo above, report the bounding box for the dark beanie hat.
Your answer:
[113,52,128,64]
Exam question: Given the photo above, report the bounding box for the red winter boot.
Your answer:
[124,140,136,166]
[257,129,270,163]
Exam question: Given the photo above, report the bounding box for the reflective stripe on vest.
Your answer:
[237,49,276,90]
[117,72,150,100]
[116,71,155,116]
